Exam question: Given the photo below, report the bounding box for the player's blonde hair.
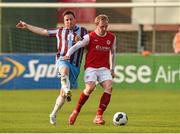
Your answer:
[94,14,109,26]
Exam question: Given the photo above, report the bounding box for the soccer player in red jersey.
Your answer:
[16,10,88,125]
[63,14,116,125]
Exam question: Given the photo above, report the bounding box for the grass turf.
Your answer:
[0,89,180,133]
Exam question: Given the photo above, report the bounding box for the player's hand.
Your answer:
[74,35,82,43]
[62,56,70,60]
[111,69,115,78]
[16,21,27,29]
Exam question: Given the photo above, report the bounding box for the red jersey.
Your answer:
[85,31,115,69]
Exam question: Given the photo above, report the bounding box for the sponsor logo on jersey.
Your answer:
[96,45,110,52]
[94,39,98,42]
[106,40,111,45]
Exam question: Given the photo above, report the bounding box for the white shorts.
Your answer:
[84,67,112,83]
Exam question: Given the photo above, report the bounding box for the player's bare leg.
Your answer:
[49,90,66,125]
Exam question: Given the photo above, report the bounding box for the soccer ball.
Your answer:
[113,112,128,126]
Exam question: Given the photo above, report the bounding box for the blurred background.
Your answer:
[1,0,180,54]
[0,0,180,89]
[1,1,180,132]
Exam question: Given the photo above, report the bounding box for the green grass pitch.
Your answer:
[0,89,180,133]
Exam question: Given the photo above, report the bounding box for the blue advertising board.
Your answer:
[0,54,60,89]
[1,54,179,90]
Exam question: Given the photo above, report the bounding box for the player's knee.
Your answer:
[60,89,66,98]
[61,75,68,80]
[58,66,69,75]
[84,82,96,95]
[104,87,112,94]
[84,88,93,95]
[61,75,68,84]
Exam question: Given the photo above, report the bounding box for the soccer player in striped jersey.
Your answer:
[16,10,88,125]
[63,14,116,125]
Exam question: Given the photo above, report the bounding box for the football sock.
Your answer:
[75,91,89,112]
[61,75,70,93]
[97,92,111,116]
[50,95,65,116]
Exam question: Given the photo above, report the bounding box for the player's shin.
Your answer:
[69,91,89,125]
[97,91,111,116]
[49,95,66,125]
[93,91,111,125]
[61,75,71,101]
[50,95,66,117]
[75,91,89,112]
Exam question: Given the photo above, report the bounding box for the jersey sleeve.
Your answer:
[81,27,88,39]
[83,28,88,36]
[66,34,90,57]
[47,29,59,37]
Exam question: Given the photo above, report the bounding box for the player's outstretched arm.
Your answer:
[63,40,87,61]
[63,34,89,60]
[16,20,49,36]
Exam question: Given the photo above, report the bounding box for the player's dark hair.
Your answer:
[63,10,76,18]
